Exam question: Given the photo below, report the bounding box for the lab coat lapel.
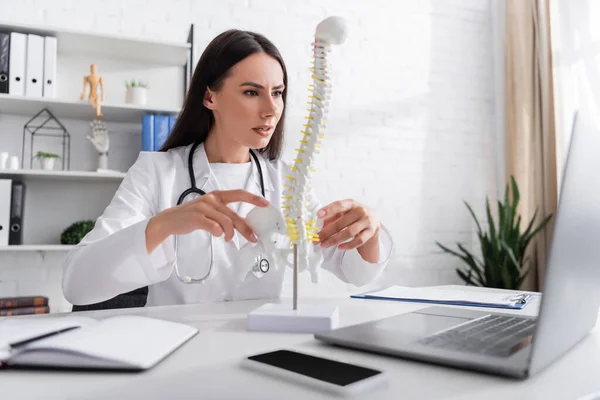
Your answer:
[190,143,238,249]
[190,143,214,194]
[236,151,275,220]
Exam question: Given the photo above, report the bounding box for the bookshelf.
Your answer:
[0,19,195,313]
[0,245,74,252]
[0,21,194,249]
[0,169,127,182]
[0,20,191,67]
[0,93,180,123]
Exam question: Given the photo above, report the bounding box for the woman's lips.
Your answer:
[252,126,273,136]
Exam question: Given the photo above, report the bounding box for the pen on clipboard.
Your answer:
[509,294,531,304]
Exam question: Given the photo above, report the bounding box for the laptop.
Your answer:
[315,111,600,379]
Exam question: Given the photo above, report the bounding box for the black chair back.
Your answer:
[71,286,148,312]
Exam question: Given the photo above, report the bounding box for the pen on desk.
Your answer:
[9,326,81,349]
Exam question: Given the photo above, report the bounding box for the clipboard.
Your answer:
[350,286,535,310]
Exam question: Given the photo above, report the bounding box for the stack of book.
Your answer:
[0,296,49,316]
[142,113,177,152]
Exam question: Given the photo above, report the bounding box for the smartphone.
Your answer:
[241,349,387,396]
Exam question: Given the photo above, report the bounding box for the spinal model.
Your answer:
[235,16,348,284]
[282,16,348,283]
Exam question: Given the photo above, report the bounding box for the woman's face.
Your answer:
[204,52,285,150]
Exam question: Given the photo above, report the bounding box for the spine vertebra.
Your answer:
[282,39,333,282]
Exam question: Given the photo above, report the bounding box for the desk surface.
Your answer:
[1,285,599,400]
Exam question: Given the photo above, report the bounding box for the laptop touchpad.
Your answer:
[375,312,471,338]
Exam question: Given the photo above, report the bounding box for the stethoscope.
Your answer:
[174,141,269,284]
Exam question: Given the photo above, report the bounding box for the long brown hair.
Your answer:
[159,29,288,161]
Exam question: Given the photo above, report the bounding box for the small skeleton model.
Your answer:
[81,64,105,118]
[81,64,109,170]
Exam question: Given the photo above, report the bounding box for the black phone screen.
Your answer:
[247,350,382,387]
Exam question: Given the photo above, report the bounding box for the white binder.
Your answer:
[25,34,43,97]
[43,36,57,98]
[8,32,26,96]
[0,179,12,246]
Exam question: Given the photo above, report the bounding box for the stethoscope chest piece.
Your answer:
[251,255,270,278]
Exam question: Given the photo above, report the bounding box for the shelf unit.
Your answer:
[0,245,74,252]
[0,93,180,123]
[0,21,194,250]
[0,169,127,182]
[0,20,192,121]
[0,20,191,67]
[0,19,196,313]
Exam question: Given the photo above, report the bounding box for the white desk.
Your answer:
[1,285,600,400]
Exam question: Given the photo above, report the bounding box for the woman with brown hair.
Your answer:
[62,29,393,309]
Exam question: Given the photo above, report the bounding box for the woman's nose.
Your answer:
[261,97,280,118]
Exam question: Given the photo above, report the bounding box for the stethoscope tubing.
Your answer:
[173,142,266,284]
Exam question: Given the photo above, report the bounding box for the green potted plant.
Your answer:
[61,220,95,245]
[34,151,60,170]
[436,176,553,290]
[125,80,148,105]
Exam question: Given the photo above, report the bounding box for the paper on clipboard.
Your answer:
[357,286,533,307]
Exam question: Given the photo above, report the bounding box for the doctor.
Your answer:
[62,29,394,307]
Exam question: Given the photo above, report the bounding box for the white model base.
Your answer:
[246,303,339,333]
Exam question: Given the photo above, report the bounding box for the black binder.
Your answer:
[0,32,9,94]
[9,180,24,245]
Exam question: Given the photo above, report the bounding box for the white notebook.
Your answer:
[0,315,198,370]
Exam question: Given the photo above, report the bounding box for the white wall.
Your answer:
[0,0,499,311]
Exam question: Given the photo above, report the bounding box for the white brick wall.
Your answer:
[0,0,499,310]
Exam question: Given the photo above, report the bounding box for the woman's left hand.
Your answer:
[316,199,381,259]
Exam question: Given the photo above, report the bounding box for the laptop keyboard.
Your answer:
[418,314,537,357]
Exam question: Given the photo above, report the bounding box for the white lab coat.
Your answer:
[62,143,394,307]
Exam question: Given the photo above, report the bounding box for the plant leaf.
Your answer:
[485,197,499,285]
[436,242,485,286]
[456,243,485,286]
[436,241,475,264]
[456,268,481,286]
[463,201,483,236]
[523,213,553,245]
[501,239,523,288]
[517,263,531,289]
[511,175,520,208]
[521,208,539,241]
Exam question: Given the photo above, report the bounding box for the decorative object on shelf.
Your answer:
[87,119,110,171]
[436,176,553,290]
[80,64,105,118]
[22,108,70,170]
[125,80,148,105]
[81,63,110,172]
[0,152,8,169]
[60,220,95,245]
[34,151,60,170]
[7,156,18,170]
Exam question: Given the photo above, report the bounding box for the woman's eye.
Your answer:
[272,91,283,97]
[244,90,258,96]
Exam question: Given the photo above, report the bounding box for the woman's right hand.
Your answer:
[145,190,270,254]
